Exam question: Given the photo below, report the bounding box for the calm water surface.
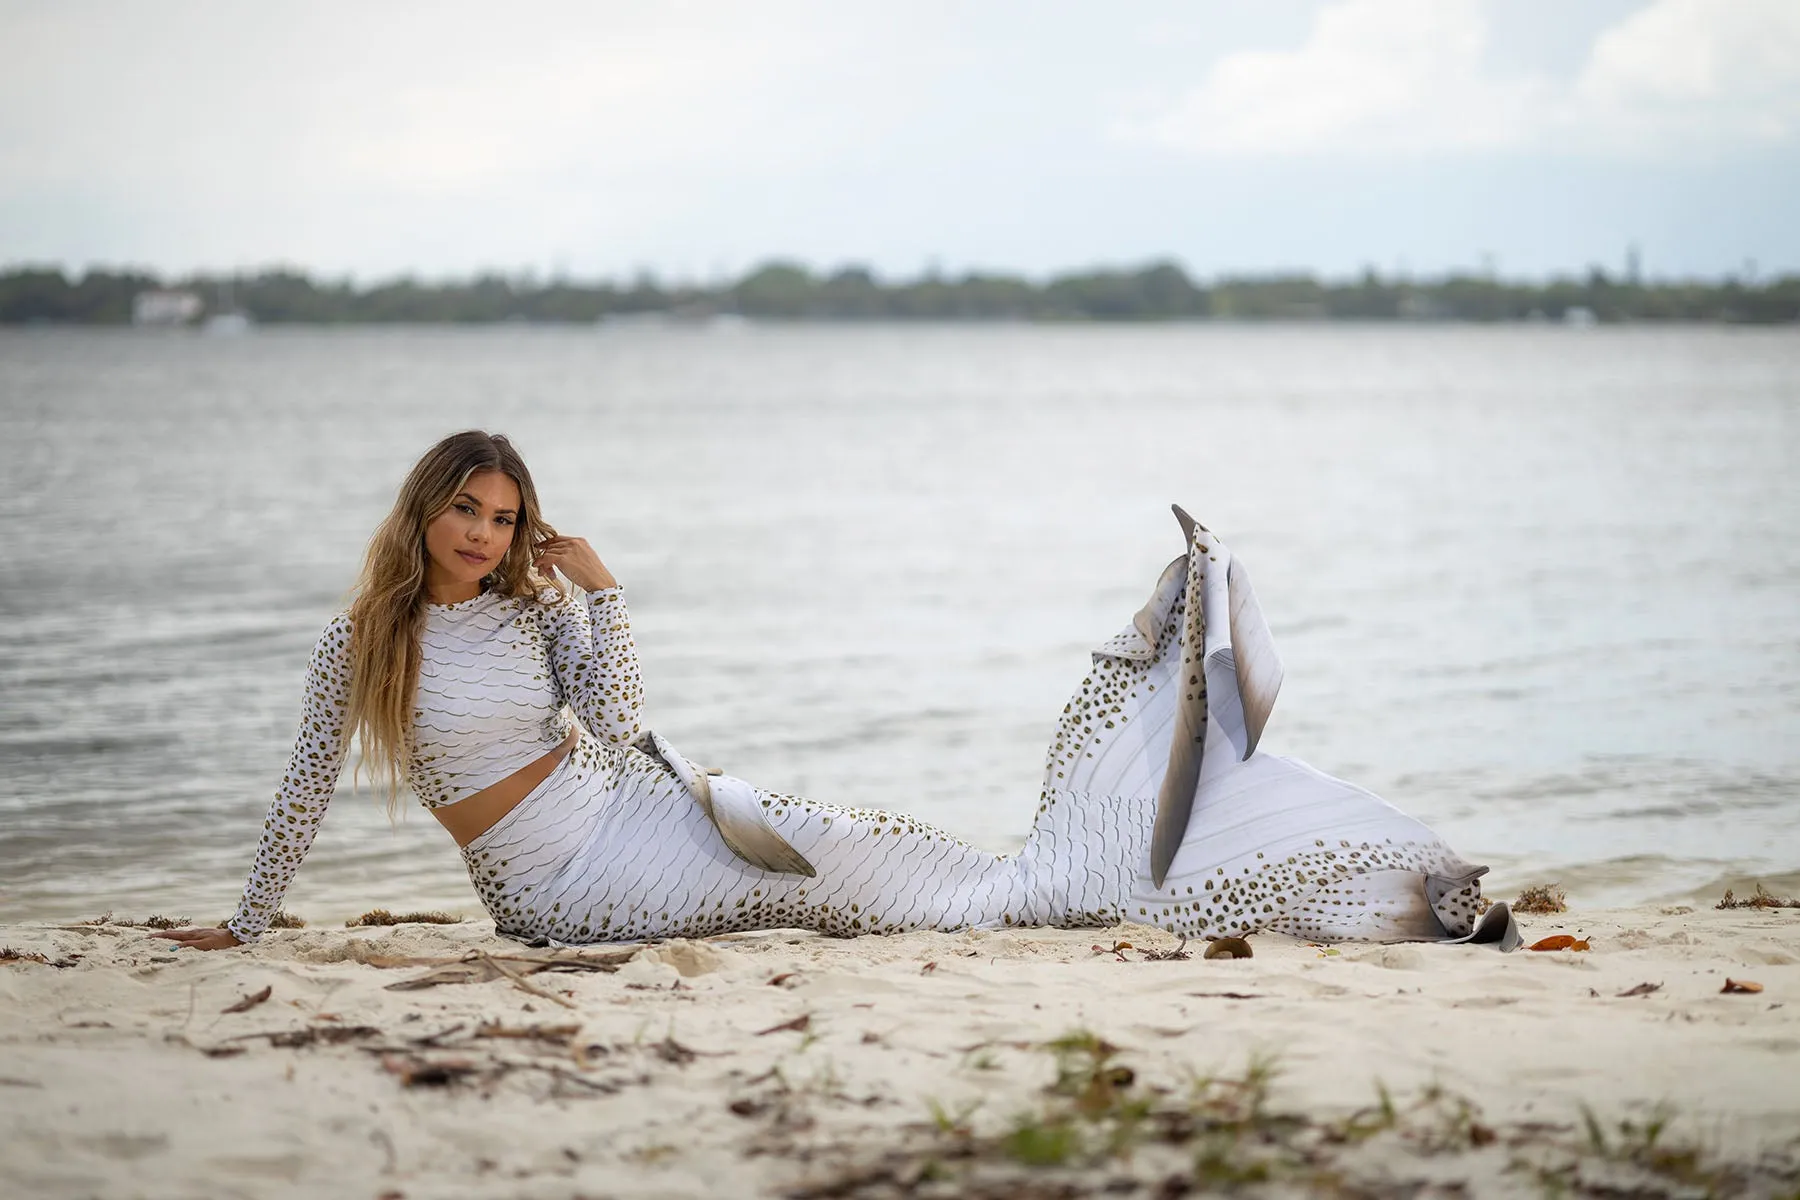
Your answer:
[2,324,1796,924]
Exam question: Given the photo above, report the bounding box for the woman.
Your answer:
[158,431,1519,952]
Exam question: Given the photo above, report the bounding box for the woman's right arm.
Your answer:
[159,614,355,948]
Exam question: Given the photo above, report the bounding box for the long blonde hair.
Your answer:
[346,430,561,810]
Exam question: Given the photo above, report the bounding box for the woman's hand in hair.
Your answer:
[535,536,618,593]
[149,927,244,951]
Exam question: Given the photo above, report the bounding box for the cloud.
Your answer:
[0,6,851,195]
[1569,0,1800,152]
[1122,0,1800,159]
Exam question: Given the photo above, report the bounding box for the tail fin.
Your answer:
[1033,509,1516,949]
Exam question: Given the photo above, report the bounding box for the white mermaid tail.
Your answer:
[461,509,1518,950]
[1050,507,1519,948]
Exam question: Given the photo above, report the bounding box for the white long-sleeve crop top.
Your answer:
[224,586,643,941]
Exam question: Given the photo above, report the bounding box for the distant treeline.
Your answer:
[3,260,1798,325]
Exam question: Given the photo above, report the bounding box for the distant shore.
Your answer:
[6,260,1799,327]
[3,905,1797,1197]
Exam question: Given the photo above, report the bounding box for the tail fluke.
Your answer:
[1037,507,1518,949]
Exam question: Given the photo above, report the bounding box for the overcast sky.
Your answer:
[3,0,1797,283]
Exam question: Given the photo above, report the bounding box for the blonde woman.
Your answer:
[157,430,1519,952]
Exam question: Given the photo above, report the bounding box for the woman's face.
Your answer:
[423,469,522,600]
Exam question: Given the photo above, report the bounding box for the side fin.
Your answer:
[646,731,817,877]
[1442,902,1523,951]
[704,776,819,878]
[1225,558,1282,760]
[1131,555,1189,656]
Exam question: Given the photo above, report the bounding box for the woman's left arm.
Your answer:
[537,537,645,745]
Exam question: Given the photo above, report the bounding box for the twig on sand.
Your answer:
[479,952,578,1010]
[378,949,634,1006]
[0,947,79,967]
[220,985,273,1014]
[1142,936,1192,961]
[409,1023,468,1047]
[368,1049,622,1095]
[367,947,636,972]
[473,1022,582,1042]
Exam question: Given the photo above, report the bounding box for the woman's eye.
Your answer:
[496,516,515,527]
[454,503,476,515]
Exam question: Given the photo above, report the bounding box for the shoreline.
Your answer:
[3,905,1798,1197]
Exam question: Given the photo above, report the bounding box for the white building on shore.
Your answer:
[131,289,203,326]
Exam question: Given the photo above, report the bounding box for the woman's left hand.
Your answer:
[536,536,618,593]
[149,926,243,951]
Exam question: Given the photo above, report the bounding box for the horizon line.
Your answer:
[5,257,1797,290]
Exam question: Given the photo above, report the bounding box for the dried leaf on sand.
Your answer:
[379,1054,481,1088]
[1720,978,1764,995]
[1527,935,1591,952]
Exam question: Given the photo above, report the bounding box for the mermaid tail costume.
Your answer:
[227,511,1519,951]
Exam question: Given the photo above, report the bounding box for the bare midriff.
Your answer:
[430,728,579,848]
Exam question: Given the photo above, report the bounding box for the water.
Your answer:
[2,324,1797,925]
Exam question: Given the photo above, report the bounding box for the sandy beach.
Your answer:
[3,904,1797,1199]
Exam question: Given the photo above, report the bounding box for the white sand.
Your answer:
[2,905,1797,1198]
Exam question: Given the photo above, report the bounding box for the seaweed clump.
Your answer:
[81,913,193,929]
[1716,883,1800,910]
[1513,884,1568,915]
[346,909,464,927]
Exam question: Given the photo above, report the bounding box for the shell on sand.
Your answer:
[1204,936,1254,960]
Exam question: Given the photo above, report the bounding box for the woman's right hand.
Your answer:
[149,927,243,951]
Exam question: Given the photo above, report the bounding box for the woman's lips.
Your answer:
[457,550,488,565]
